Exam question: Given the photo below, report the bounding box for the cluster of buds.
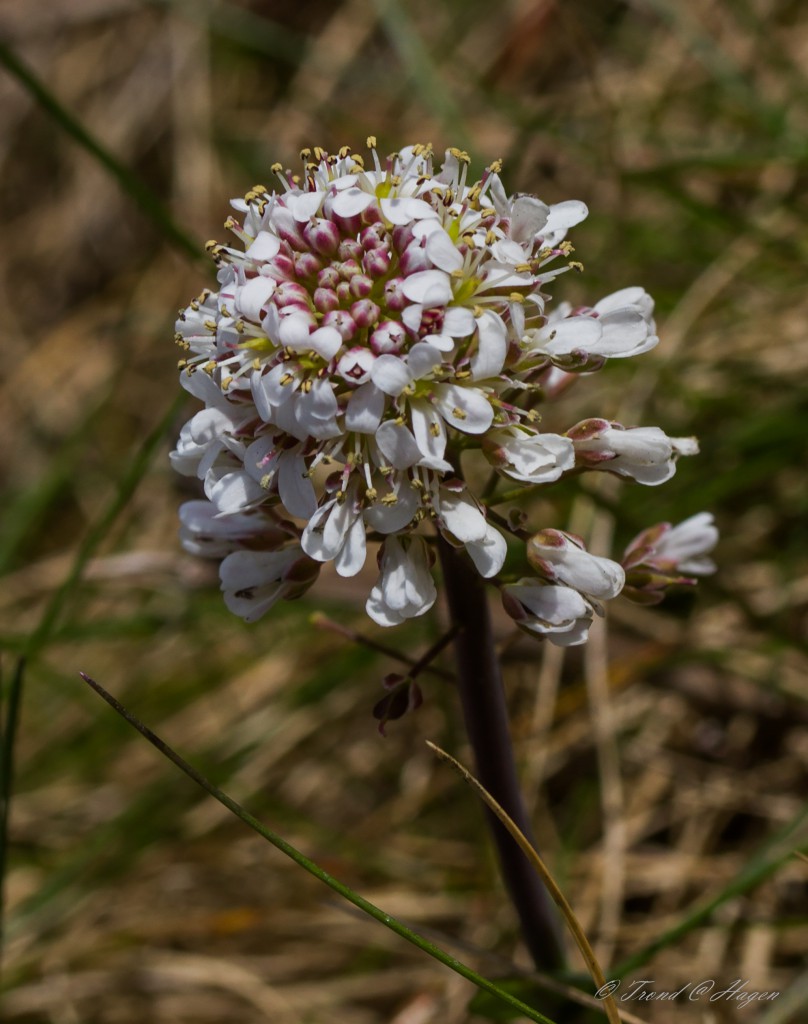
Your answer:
[172,140,715,642]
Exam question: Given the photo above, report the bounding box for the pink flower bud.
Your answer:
[302,218,340,256]
[313,287,340,314]
[349,274,373,299]
[370,320,407,355]
[272,208,307,250]
[293,251,322,279]
[351,298,380,328]
[362,203,383,225]
[265,253,296,282]
[273,281,310,309]
[361,223,388,250]
[317,266,340,289]
[336,281,352,304]
[337,238,363,262]
[337,259,361,281]
[323,309,357,342]
[383,277,407,311]
[399,243,431,276]
[363,247,392,279]
[392,224,415,252]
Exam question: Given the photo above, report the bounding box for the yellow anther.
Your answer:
[381,494,398,506]
[365,487,378,500]
[509,292,526,303]
[260,474,272,489]
[280,373,294,386]
[488,159,503,174]
[177,359,187,369]
[300,148,312,161]
[429,422,441,437]
[221,376,233,389]
[366,135,377,148]
[569,261,584,273]
[452,407,467,420]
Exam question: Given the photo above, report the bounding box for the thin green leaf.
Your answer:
[24,394,186,658]
[0,41,202,264]
[0,658,25,969]
[615,801,808,976]
[372,0,472,151]
[81,672,560,1024]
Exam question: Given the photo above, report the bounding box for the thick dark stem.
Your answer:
[438,538,566,972]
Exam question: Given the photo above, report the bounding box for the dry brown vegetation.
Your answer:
[1,1,807,1022]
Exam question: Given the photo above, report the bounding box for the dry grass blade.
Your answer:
[426,742,627,1024]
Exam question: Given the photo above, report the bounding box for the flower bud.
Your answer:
[351,298,380,328]
[338,238,363,262]
[349,274,373,299]
[302,218,340,256]
[363,247,392,278]
[323,309,357,342]
[370,320,407,355]
[293,251,322,278]
[313,287,340,314]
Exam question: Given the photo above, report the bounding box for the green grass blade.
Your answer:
[25,393,186,658]
[81,672,560,1024]
[372,0,472,151]
[0,658,25,968]
[615,801,808,976]
[0,41,202,264]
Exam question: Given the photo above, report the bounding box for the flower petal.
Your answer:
[401,270,452,307]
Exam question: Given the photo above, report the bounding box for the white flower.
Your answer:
[179,500,291,557]
[437,484,507,578]
[654,512,718,574]
[568,419,698,485]
[366,535,437,626]
[527,529,625,602]
[621,512,718,604]
[172,139,705,628]
[502,581,594,646]
[527,294,658,365]
[483,426,575,484]
[219,546,319,622]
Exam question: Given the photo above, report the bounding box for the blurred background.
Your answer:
[1,0,807,1021]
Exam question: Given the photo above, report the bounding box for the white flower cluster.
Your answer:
[172,141,706,640]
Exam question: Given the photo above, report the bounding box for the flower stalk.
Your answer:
[438,537,566,971]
